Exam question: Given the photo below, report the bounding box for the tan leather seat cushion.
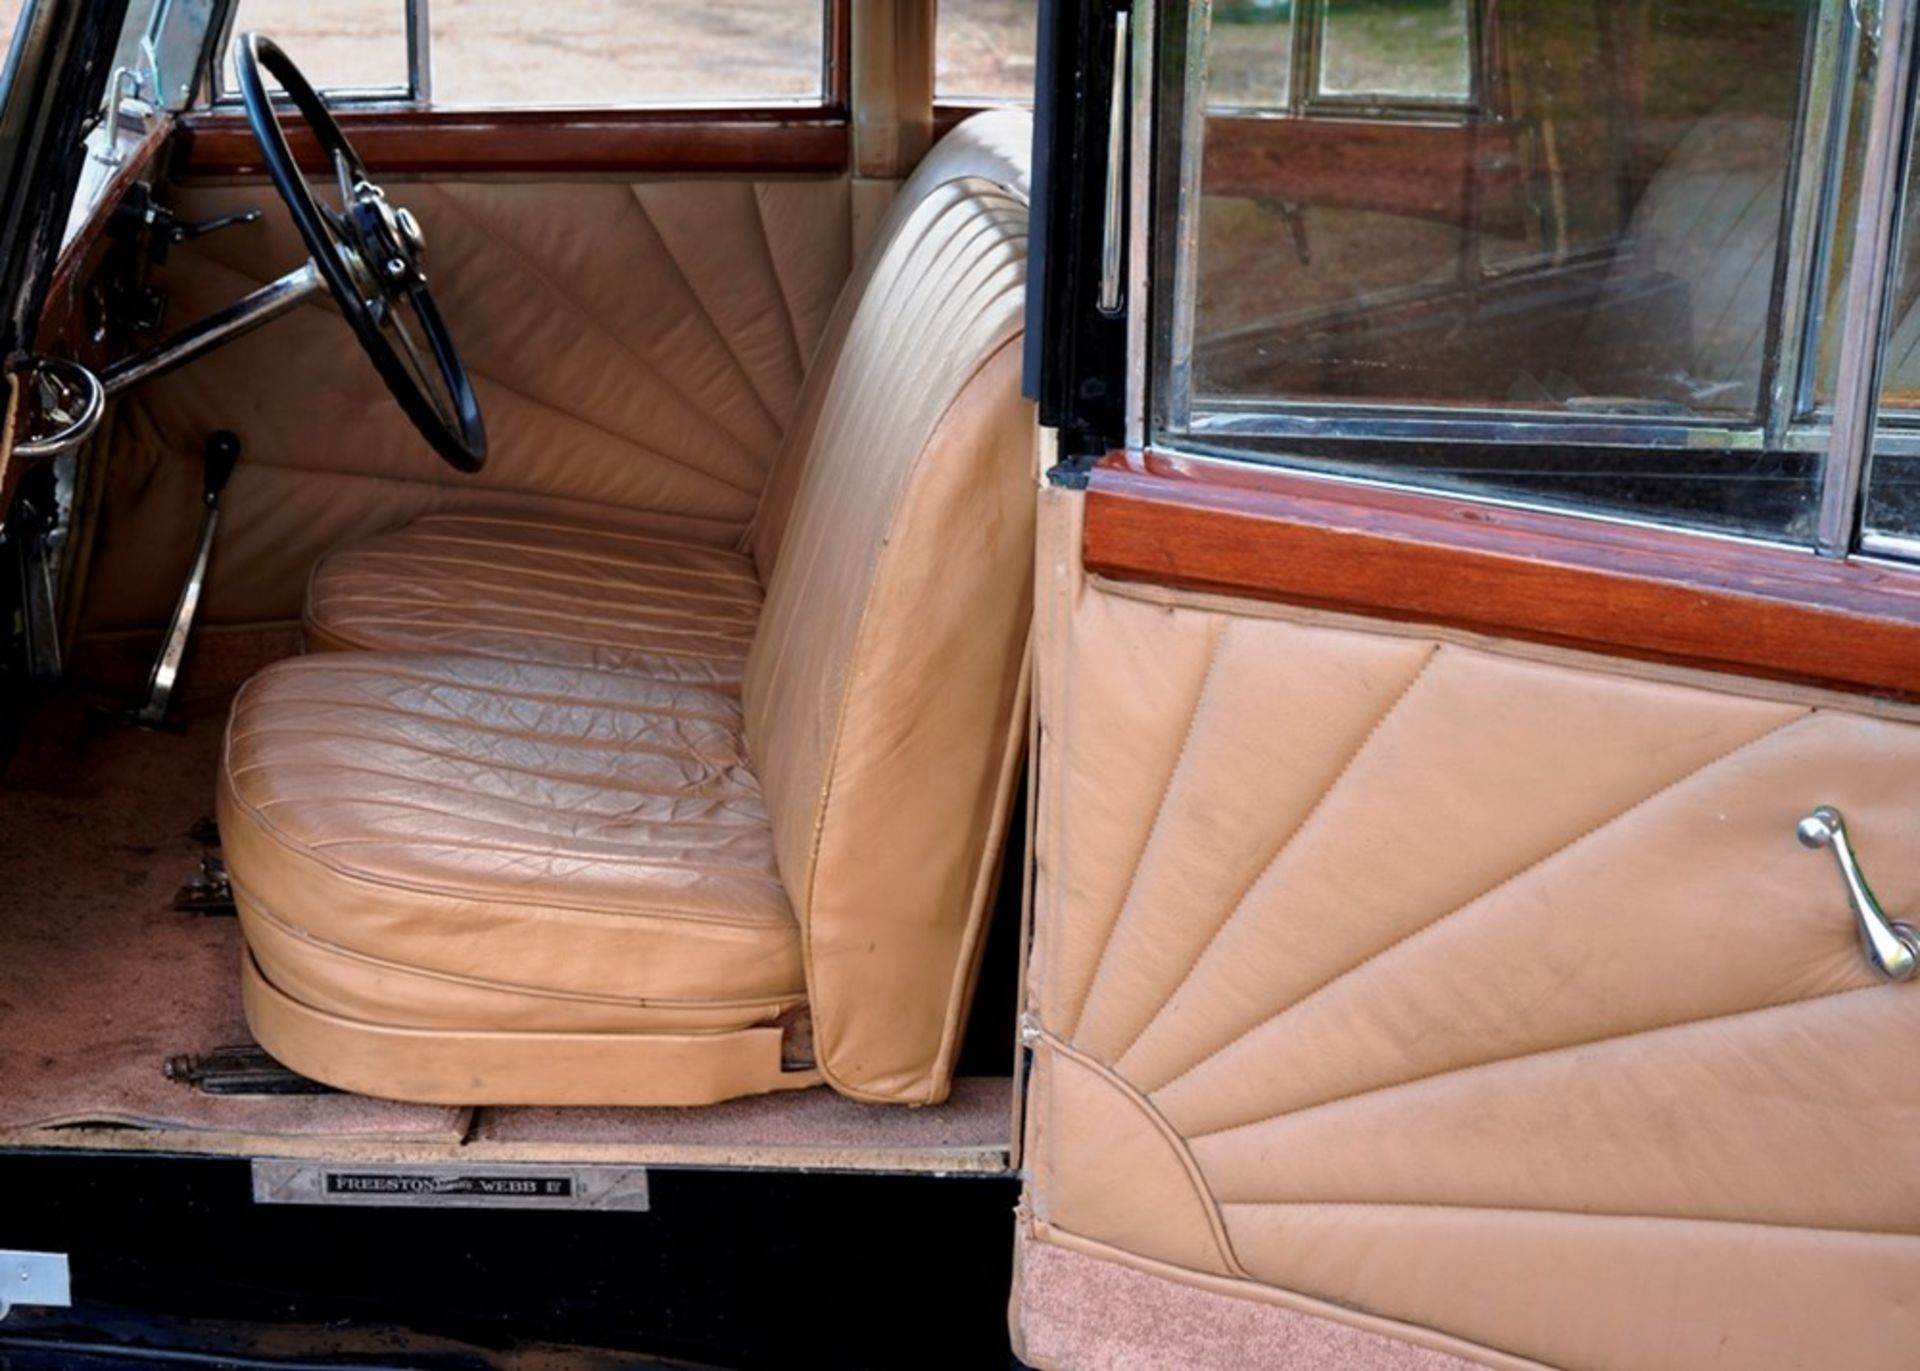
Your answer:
[219,652,805,1040]
[304,512,762,691]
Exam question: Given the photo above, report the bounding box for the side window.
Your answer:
[1154,0,1842,544]
[936,0,1036,105]
[216,0,832,109]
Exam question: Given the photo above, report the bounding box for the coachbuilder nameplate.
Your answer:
[251,1160,651,1211]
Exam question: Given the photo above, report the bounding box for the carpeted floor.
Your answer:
[0,684,1013,1166]
[0,686,468,1139]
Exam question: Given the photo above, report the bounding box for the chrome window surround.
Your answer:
[206,0,427,108]
[1290,0,1482,119]
[1139,0,1920,563]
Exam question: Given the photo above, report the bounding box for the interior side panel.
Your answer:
[76,173,852,635]
[1018,486,1920,1371]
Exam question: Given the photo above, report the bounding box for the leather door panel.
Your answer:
[78,174,850,634]
[1016,485,1920,1370]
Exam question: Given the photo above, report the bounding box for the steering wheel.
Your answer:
[235,34,487,472]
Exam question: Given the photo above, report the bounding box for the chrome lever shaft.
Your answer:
[1797,806,1919,982]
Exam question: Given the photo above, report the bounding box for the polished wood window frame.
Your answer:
[1085,450,1920,700]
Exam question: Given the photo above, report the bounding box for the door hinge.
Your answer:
[0,1250,70,1320]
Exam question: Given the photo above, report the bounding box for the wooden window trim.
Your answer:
[1084,450,1920,700]
[174,106,850,176]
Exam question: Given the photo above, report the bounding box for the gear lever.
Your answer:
[134,431,240,727]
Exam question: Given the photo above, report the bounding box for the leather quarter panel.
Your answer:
[1024,486,1920,1370]
[81,173,851,633]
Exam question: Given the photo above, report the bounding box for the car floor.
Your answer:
[0,657,1014,1174]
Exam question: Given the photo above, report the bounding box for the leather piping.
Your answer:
[239,892,807,1014]
[795,333,1028,1104]
[1032,1026,1249,1280]
[1145,707,1818,1099]
[1097,644,1442,1058]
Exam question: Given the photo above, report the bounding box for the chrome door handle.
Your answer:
[1797,806,1919,982]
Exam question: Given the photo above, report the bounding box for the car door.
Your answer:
[1012,2,1920,1367]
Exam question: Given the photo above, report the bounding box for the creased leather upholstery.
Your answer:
[748,108,1034,579]
[1024,487,1920,1370]
[218,652,813,1104]
[304,511,762,690]
[220,115,1037,1108]
[296,112,1035,678]
[745,179,1034,1104]
[80,173,852,635]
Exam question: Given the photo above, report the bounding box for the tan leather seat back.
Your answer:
[743,165,1034,1104]
[747,110,1033,581]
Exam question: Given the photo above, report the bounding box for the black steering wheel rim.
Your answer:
[235,33,487,473]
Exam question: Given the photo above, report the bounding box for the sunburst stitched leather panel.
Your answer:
[82,175,850,632]
[1026,488,1920,1371]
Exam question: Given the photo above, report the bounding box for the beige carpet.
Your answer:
[0,686,467,1139]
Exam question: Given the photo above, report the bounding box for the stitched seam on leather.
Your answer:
[1041,490,1084,1034]
[1187,978,1878,1145]
[308,611,755,654]
[1067,618,1230,1041]
[195,248,767,500]
[462,357,763,498]
[320,581,760,624]
[232,706,745,765]
[346,535,764,586]
[749,181,811,401]
[1214,1197,1918,1238]
[413,508,760,554]
[796,331,1029,1103]
[1089,573,1920,725]
[1106,644,1442,1072]
[314,599,758,640]
[629,183,792,437]
[232,796,794,926]
[244,658,747,720]
[247,786,771,844]
[324,558,763,609]
[1151,708,1814,1102]
[1037,1028,1251,1280]
[417,184,777,467]
[242,892,804,1010]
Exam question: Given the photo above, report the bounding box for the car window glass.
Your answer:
[1156,0,1825,542]
[937,0,1036,103]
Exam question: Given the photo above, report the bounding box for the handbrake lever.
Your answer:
[133,431,240,728]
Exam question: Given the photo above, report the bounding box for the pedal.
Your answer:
[171,850,234,915]
[163,1044,334,1096]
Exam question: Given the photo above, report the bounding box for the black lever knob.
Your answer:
[170,208,263,243]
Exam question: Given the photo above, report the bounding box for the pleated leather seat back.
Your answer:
[743,168,1034,1104]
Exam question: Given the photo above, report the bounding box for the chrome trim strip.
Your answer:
[1820,0,1917,554]
[101,260,324,397]
[1187,404,1770,452]
[1859,527,1920,559]
[1772,0,1860,442]
[1162,0,1212,435]
[406,0,431,106]
[1148,439,1821,555]
[1097,11,1130,316]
